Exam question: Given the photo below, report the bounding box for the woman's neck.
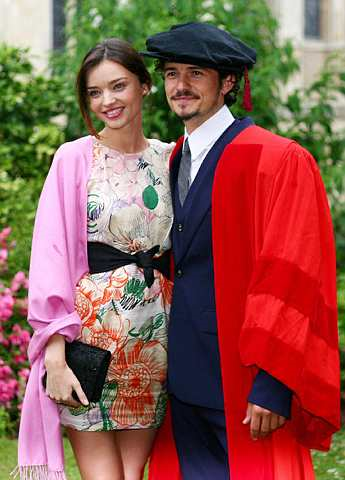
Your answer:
[99,126,148,154]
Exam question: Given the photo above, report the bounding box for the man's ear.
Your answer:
[221,74,236,95]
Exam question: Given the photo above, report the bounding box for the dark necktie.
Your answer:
[178,138,191,205]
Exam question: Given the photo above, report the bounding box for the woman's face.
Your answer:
[86,59,148,132]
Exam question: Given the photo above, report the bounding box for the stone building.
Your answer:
[0,0,64,71]
[1,0,344,94]
[268,0,345,89]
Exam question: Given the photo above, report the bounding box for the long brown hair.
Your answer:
[76,38,152,137]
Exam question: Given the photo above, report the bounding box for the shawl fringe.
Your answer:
[11,466,67,480]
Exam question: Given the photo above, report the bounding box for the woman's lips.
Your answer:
[103,107,124,119]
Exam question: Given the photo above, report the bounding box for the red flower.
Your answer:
[109,339,167,427]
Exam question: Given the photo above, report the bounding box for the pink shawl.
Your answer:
[13,136,93,479]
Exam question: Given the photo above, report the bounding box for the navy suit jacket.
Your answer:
[168,118,291,416]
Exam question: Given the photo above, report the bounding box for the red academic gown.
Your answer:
[148,125,340,480]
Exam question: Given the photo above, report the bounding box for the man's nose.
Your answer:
[175,74,190,90]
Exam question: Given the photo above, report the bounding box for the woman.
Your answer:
[16,38,173,480]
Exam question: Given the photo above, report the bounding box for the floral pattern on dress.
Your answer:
[109,339,167,427]
[59,138,173,431]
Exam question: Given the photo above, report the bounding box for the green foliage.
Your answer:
[322,161,345,270]
[0,173,37,273]
[0,44,65,180]
[338,273,345,343]
[0,44,66,274]
[312,430,345,479]
[0,408,12,438]
[337,272,345,404]
[280,54,345,166]
[279,53,345,269]
[52,0,299,141]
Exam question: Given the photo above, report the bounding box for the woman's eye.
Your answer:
[113,83,126,91]
[88,90,101,98]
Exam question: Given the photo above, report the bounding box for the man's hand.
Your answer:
[242,402,286,440]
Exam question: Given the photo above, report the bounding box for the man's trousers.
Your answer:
[170,395,230,480]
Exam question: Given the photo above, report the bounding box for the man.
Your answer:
[142,23,340,479]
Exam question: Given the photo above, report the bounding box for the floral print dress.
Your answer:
[59,138,174,431]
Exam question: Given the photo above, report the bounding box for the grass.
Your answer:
[312,430,345,479]
[2,430,344,479]
[1,438,80,480]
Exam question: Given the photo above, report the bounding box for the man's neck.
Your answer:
[185,104,225,135]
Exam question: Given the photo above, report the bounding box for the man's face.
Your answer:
[163,63,233,132]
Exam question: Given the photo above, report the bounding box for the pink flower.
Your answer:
[1,325,30,371]
[11,271,28,293]
[14,354,28,364]
[0,289,15,321]
[0,227,11,246]
[15,297,28,317]
[0,227,31,418]
[0,364,12,380]
[19,345,29,357]
[8,325,31,352]
[0,378,18,405]
[0,249,8,272]
[0,337,9,347]
[18,368,30,381]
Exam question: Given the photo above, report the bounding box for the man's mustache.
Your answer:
[171,90,200,100]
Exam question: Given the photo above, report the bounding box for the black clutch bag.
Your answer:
[42,340,112,403]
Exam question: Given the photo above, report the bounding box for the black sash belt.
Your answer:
[87,242,170,287]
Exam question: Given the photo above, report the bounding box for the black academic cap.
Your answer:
[141,22,256,71]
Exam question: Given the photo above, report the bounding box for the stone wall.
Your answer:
[269,0,345,85]
[269,0,345,124]
[0,0,52,71]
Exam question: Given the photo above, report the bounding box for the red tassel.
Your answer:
[242,67,253,111]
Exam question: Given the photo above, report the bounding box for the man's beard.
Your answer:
[170,89,200,121]
[178,110,199,121]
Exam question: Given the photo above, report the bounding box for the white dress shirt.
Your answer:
[184,105,235,183]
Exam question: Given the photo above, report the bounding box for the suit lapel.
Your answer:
[173,118,253,265]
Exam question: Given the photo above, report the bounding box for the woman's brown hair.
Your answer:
[76,38,152,137]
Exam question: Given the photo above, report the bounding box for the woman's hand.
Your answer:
[44,362,89,408]
[44,333,89,408]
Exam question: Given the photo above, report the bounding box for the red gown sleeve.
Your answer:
[239,144,340,450]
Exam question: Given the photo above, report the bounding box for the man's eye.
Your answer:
[165,71,176,79]
[192,70,203,77]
